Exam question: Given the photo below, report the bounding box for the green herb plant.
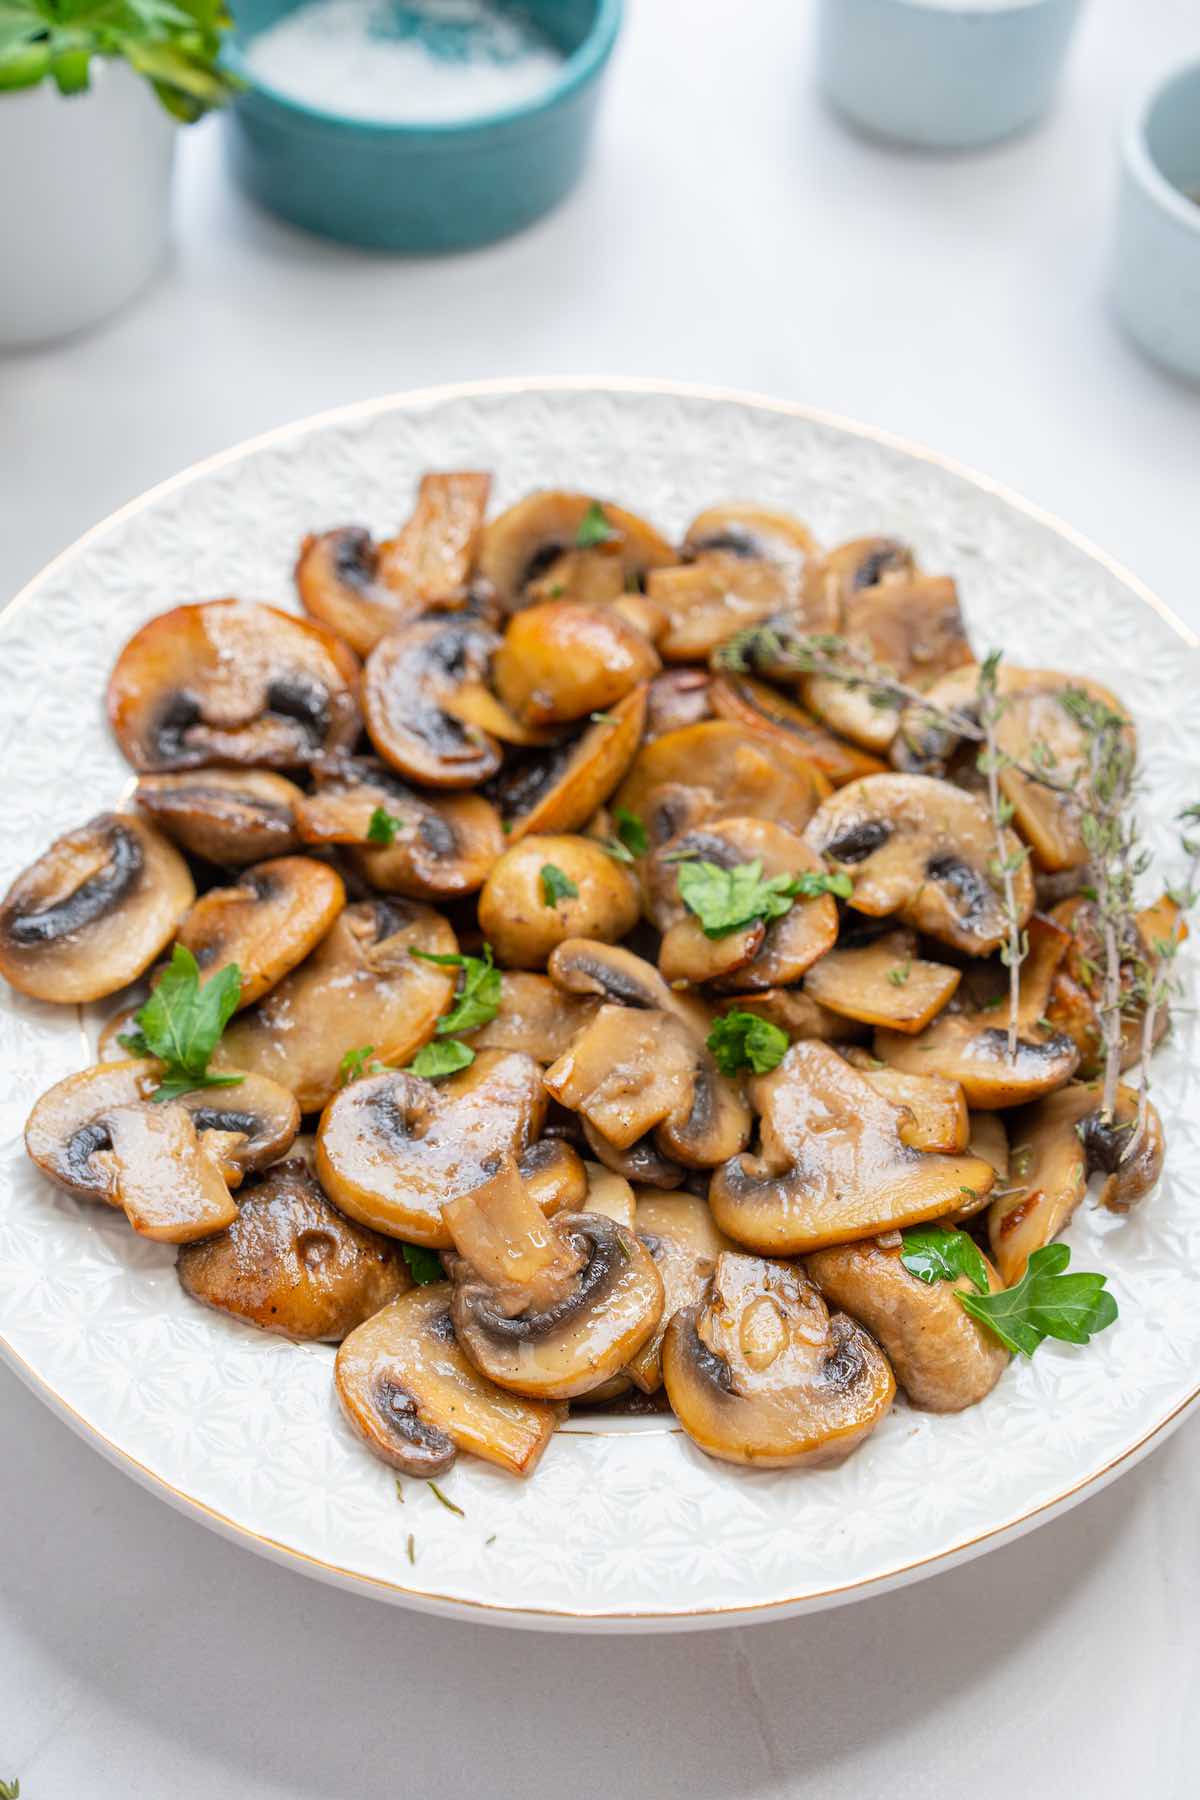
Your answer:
[401,1243,443,1285]
[899,1226,1117,1356]
[676,857,850,939]
[574,501,617,551]
[706,1010,789,1076]
[974,650,1031,1061]
[366,805,405,846]
[540,863,579,907]
[118,944,243,1102]
[0,0,241,119]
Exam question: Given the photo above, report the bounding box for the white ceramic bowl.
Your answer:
[1111,57,1200,382]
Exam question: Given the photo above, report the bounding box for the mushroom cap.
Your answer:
[628,1188,737,1393]
[841,1050,970,1153]
[662,1251,895,1468]
[517,1137,590,1215]
[645,668,713,740]
[362,615,505,788]
[451,1210,665,1401]
[616,720,830,852]
[802,927,961,1033]
[804,772,1035,956]
[682,502,819,569]
[805,1237,1008,1412]
[803,536,915,614]
[0,812,194,1004]
[492,600,660,727]
[461,970,599,1063]
[489,685,648,840]
[177,855,345,1008]
[647,556,804,663]
[215,899,458,1112]
[477,491,675,607]
[711,985,866,1046]
[707,672,887,787]
[709,1041,995,1254]
[335,1284,561,1478]
[874,1006,1080,1109]
[177,1157,411,1341]
[315,1050,547,1246]
[135,770,304,866]
[477,833,640,970]
[580,1118,686,1190]
[107,600,361,773]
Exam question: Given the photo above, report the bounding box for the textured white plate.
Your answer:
[2,379,1198,1634]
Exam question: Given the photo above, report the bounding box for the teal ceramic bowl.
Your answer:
[223,0,622,252]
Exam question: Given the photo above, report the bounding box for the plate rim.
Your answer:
[3,374,1197,1630]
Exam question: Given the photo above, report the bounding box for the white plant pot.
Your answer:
[0,60,176,351]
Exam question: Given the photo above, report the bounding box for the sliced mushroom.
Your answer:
[645,668,713,740]
[708,1041,995,1254]
[135,770,304,866]
[874,1000,1080,1109]
[950,1113,1008,1220]
[712,985,866,1045]
[647,557,807,663]
[683,503,819,570]
[840,1049,969,1153]
[581,1119,686,1190]
[802,927,961,1033]
[487,684,648,839]
[477,491,675,609]
[0,813,194,1003]
[804,773,1034,956]
[662,1251,895,1468]
[805,1237,1008,1412]
[108,600,361,773]
[462,971,600,1063]
[517,1137,589,1215]
[362,615,505,788]
[177,856,345,1008]
[476,833,640,969]
[296,472,491,656]
[492,601,660,727]
[615,720,830,851]
[335,1284,561,1477]
[1044,894,1177,1076]
[628,1189,736,1393]
[445,1158,664,1400]
[177,1158,411,1340]
[648,818,839,990]
[803,536,915,612]
[295,753,504,900]
[25,1059,300,1194]
[316,1050,546,1246]
[215,900,458,1112]
[708,672,887,787]
[577,1160,637,1229]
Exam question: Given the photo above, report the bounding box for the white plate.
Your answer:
[2,379,1198,1634]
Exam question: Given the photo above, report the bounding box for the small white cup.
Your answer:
[1110,57,1200,383]
[815,0,1085,152]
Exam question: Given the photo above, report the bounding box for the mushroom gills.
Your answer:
[627,1189,737,1393]
[177,856,345,1008]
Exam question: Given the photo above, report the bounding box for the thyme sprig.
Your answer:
[1132,805,1200,1139]
[976,651,1030,1062]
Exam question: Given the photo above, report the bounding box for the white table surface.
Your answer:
[2,1,1199,1793]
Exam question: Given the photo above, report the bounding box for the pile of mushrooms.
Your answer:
[4,474,1171,1488]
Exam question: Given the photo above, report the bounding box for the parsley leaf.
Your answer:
[338,1044,387,1085]
[411,944,501,1035]
[613,805,649,856]
[406,1038,476,1079]
[119,944,243,1102]
[706,1010,789,1075]
[675,859,798,939]
[541,863,579,907]
[574,501,617,549]
[401,1243,444,1285]
[366,805,405,845]
[900,1225,991,1295]
[958,1243,1118,1356]
[0,0,241,120]
[791,868,854,899]
[887,956,913,987]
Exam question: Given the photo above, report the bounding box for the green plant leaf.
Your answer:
[124,944,244,1100]
[706,1010,789,1076]
[338,1044,386,1086]
[613,805,649,857]
[574,501,617,550]
[540,863,579,907]
[899,1225,990,1296]
[401,1243,443,1285]
[957,1242,1118,1357]
[411,944,501,1035]
[366,805,405,845]
[406,1038,475,1080]
[676,858,801,939]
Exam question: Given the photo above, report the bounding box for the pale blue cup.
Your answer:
[1111,58,1200,382]
[815,0,1085,151]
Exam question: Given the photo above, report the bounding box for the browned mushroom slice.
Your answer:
[177,1158,411,1340]
[108,600,361,773]
[362,615,503,788]
[874,1002,1080,1109]
[297,472,491,657]
[517,1137,589,1215]
[683,502,819,569]
[802,535,914,612]
[445,1159,663,1400]
[295,753,503,900]
[805,1237,1008,1412]
[490,685,647,840]
[647,558,804,663]
[492,601,660,727]
[1044,893,1178,1076]
[840,1049,970,1153]
[576,1160,637,1228]
[662,1251,895,1468]
[648,818,839,991]
[335,1284,560,1477]
[708,672,887,787]
[581,1120,686,1190]
[177,856,345,1009]
[628,1189,736,1393]
[476,833,640,970]
[215,900,458,1112]
[0,813,194,1004]
[645,668,713,740]
[615,721,831,851]
[950,1113,1008,1220]
[316,1050,547,1246]
[802,927,961,1033]
[135,770,304,866]
[709,1041,994,1254]
[463,971,599,1063]
[477,491,675,608]
[712,986,866,1045]
[804,773,1034,956]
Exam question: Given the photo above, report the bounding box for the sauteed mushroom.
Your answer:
[488,685,647,839]
[335,1284,561,1477]
[683,503,818,568]
[802,927,961,1032]
[108,600,361,772]
[709,1041,995,1253]
[517,1137,589,1215]
[478,491,675,608]
[615,720,830,851]
[0,813,194,1003]
[316,1050,547,1246]
[581,1118,686,1190]
[875,1002,1080,1109]
[803,536,915,613]
[840,1049,970,1152]
[708,672,886,787]
[628,1189,736,1392]
[462,971,599,1062]
[135,770,304,866]
[806,1237,1008,1412]
[363,615,505,788]
[296,472,491,656]
[477,834,640,969]
[177,1158,411,1340]
[1044,893,1178,1076]
[649,559,807,663]
[645,668,713,740]
[215,900,458,1111]
[712,985,864,1046]
[662,1251,895,1467]
[805,773,1034,956]
[493,600,659,727]
[177,856,345,1008]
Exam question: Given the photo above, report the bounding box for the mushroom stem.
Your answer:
[443,1158,583,1315]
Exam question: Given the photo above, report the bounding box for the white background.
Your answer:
[2,1,1199,1793]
